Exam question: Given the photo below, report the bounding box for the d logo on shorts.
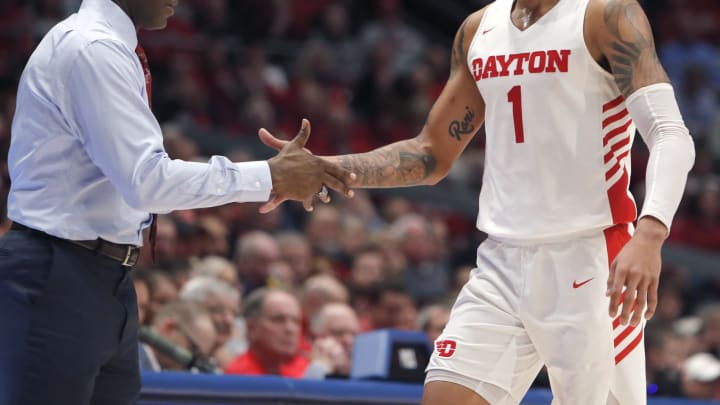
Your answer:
[435,340,457,358]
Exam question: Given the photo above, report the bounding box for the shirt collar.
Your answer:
[80,0,138,50]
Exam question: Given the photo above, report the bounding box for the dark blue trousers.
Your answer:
[0,229,140,405]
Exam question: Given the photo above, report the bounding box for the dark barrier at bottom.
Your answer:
[140,372,719,405]
[141,372,421,405]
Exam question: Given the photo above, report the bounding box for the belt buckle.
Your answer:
[121,246,135,267]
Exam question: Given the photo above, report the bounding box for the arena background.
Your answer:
[1,0,719,403]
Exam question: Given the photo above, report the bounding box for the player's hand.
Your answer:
[606,218,666,327]
[263,119,355,213]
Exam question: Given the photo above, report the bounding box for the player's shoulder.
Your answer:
[585,0,650,44]
[585,0,646,26]
[586,0,639,11]
[459,7,489,39]
[456,5,491,50]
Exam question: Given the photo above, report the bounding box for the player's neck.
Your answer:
[512,0,559,29]
[514,0,558,11]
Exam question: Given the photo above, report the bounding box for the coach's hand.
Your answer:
[606,217,666,327]
[263,119,355,213]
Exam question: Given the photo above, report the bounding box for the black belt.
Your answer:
[10,222,140,267]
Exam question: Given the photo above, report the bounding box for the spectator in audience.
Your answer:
[162,123,198,161]
[144,301,217,372]
[191,255,239,290]
[372,227,408,281]
[300,275,350,319]
[196,215,232,257]
[267,259,297,290]
[417,304,451,344]
[179,276,241,367]
[370,283,418,331]
[681,352,720,400]
[224,288,309,377]
[174,221,212,258]
[276,231,313,284]
[138,215,179,266]
[708,116,720,163]
[657,5,720,92]
[649,282,687,330]
[234,230,281,294]
[337,215,371,272]
[336,190,385,231]
[392,213,449,304]
[158,257,194,290]
[360,0,425,76]
[304,205,342,259]
[298,274,350,350]
[305,302,360,379]
[239,43,289,99]
[349,244,386,290]
[132,270,151,326]
[697,302,720,358]
[670,180,720,251]
[306,2,363,83]
[381,196,414,224]
[646,327,692,397]
[347,245,387,332]
[144,270,179,326]
[675,64,719,137]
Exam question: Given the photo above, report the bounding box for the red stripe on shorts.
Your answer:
[603,224,631,266]
[615,328,644,364]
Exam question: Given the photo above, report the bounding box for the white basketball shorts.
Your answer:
[426,224,646,405]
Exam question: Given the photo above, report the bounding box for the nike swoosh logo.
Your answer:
[482,27,496,35]
[573,278,594,289]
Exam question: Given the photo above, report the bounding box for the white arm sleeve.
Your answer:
[625,83,695,232]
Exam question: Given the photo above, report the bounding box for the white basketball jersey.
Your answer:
[468,0,637,243]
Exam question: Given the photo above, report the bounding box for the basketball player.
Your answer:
[260,0,695,403]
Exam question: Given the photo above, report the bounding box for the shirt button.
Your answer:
[255,181,261,188]
[216,187,223,193]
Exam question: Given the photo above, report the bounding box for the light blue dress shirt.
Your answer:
[8,0,273,246]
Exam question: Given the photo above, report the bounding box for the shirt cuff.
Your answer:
[234,161,272,202]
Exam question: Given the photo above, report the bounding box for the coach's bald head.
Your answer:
[113,0,177,31]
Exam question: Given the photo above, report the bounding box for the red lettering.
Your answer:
[546,49,571,72]
[495,55,513,77]
[512,53,530,75]
[435,340,457,358]
[472,58,484,81]
[481,55,499,79]
[472,50,571,81]
[528,51,546,73]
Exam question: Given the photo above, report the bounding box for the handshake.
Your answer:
[262,118,356,213]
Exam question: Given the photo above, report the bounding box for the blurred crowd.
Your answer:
[0,0,719,400]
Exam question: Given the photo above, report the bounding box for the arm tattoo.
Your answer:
[449,106,475,141]
[603,0,667,96]
[449,19,469,77]
[338,142,438,188]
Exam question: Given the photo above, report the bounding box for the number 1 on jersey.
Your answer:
[507,86,525,144]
